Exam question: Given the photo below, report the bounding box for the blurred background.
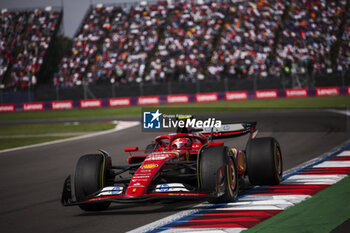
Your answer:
[0,0,349,103]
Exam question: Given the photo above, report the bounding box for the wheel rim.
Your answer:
[275,146,282,176]
[228,159,237,192]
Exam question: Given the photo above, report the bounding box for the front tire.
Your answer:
[246,137,283,185]
[199,146,238,203]
[74,154,111,211]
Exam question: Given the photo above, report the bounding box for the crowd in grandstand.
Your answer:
[273,0,348,78]
[54,5,119,87]
[1,7,60,88]
[0,0,349,89]
[148,1,227,82]
[210,0,284,79]
[0,10,27,83]
[93,1,168,84]
[335,2,350,77]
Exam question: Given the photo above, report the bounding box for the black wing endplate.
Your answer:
[200,122,257,139]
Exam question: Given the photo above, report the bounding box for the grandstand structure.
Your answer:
[0,0,349,103]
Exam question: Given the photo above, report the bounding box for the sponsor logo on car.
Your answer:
[98,186,124,196]
[140,169,152,173]
[129,182,145,188]
[142,164,159,169]
[132,179,149,182]
[133,175,151,179]
[146,152,176,161]
[223,125,231,131]
[159,184,170,192]
[155,183,189,193]
[111,186,123,195]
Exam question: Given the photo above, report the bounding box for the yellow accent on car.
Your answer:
[142,164,158,169]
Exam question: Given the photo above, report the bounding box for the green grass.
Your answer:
[0,96,349,122]
[0,122,116,136]
[0,136,74,150]
[244,175,350,233]
[0,107,142,121]
[0,122,116,150]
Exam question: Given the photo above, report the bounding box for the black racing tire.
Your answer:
[74,154,111,211]
[199,146,238,203]
[246,137,283,185]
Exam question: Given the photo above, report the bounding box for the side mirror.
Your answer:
[124,147,139,152]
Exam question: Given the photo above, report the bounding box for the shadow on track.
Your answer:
[77,200,202,216]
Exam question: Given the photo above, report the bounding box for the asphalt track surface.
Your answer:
[0,109,349,233]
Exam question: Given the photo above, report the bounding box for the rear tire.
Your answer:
[75,154,111,211]
[246,137,283,185]
[199,146,238,203]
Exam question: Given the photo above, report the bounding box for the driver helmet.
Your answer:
[171,138,192,150]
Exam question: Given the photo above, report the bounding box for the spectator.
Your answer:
[148,1,227,82]
[275,0,347,78]
[210,0,284,79]
[0,7,60,89]
[93,1,168,84]
[337,9,350,77]
[0,10,27,85]
[53,0,349,87]
[56,4,119,86]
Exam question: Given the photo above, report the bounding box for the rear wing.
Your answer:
[198,122,257,139]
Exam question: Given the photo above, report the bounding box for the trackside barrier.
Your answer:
[0,104,15,112]
[166,94,190,104]
[109,97,131,107]
[0,86,349,112]
[225,91,248,101]
[137,96,160,105]
[80,99,102,109]
[23,102,44,111]
[51,100,73,110]
[195,93,218,103]
[316,87,339,96]
[255,89,278,99]
[285,88,308,98]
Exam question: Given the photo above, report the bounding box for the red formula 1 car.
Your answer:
[61,122,282,211]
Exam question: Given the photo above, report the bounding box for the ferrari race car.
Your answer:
[61,121,283,211]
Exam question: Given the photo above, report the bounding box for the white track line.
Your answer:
[0,121,140,154]
[282,139,350,176]
[327,109,350,117]
[160,229,245,233]
[126,203,213,233]
[282,174,347,185]
[314,161,350,167]
[338,151,350,156]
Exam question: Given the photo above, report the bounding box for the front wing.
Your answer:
[61,176,213,206]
